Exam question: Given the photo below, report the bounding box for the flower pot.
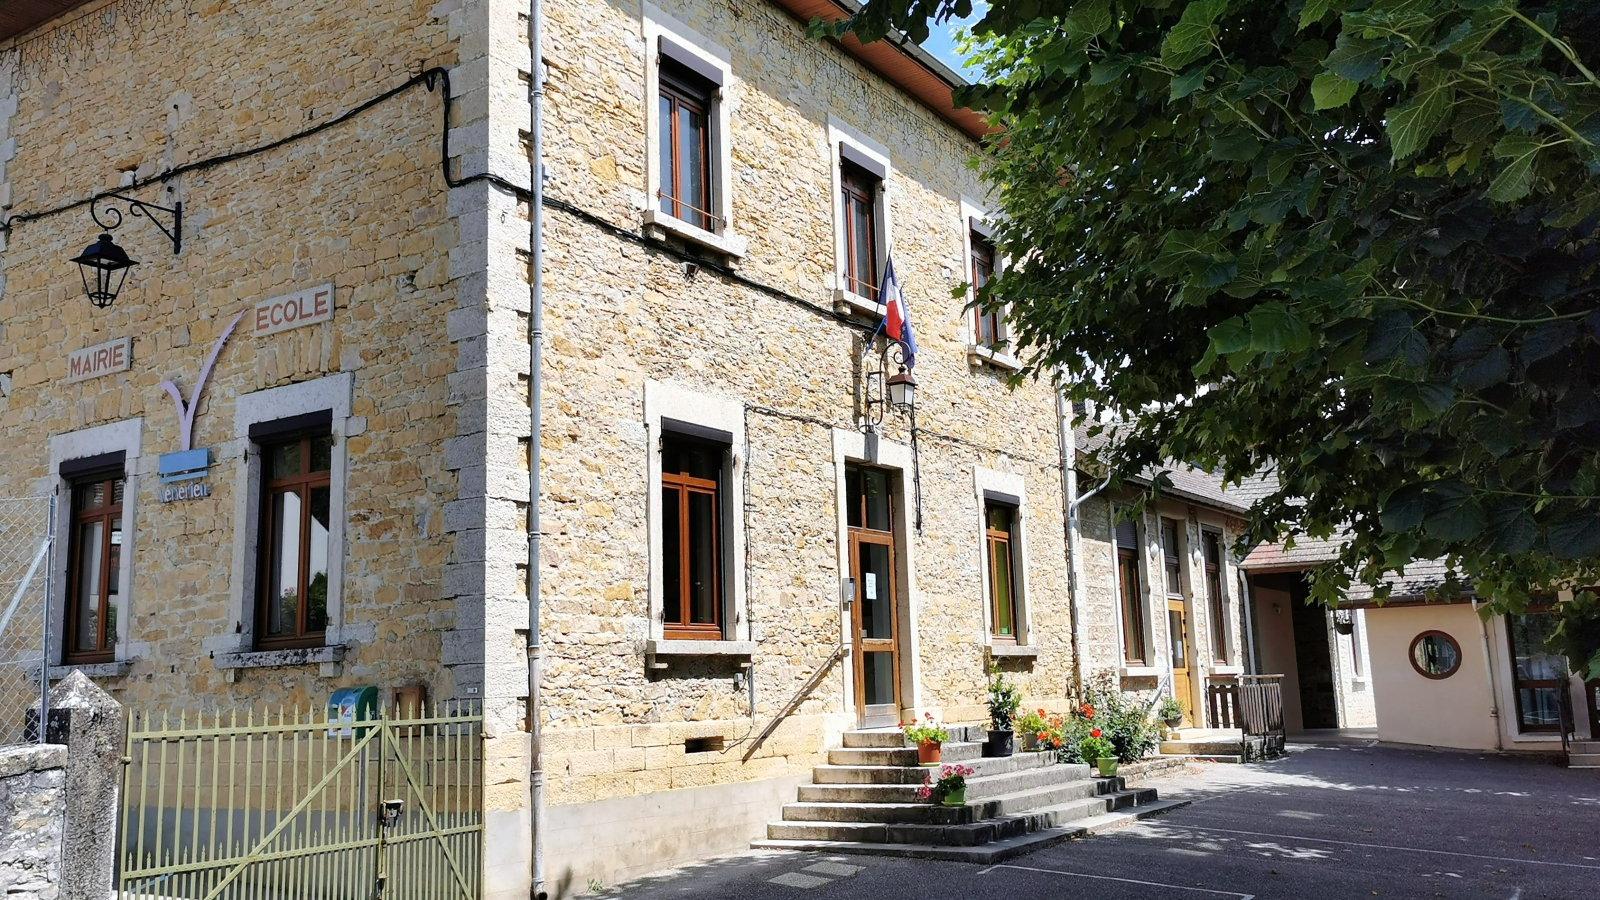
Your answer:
[940,786,967,807]
[1164,717,1181,729]
[983,729,1014,758]
[1095,757,1120,777]
[1021,732,1039,752]
[916,739,942,766]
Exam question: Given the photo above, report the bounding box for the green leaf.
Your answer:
[1212,130,1262,162]
[1549,512,1600,559]
[1161,0,1225,70]
[1065,0,1114,38]
[1248,303,1312,352]
[1455,346,1509,390]
[1170,66,1208,101]
[1298,0,1331,30]
[1521,321,1575,365]
[1311,72,1358,109]
[1089,59,1132,85]
[1486,500,1537,555]
[1208,317,1252,353]
[1380,485,1427,532]
[1424,492,1485,543]
[1386,73,1454,161]
[1322,35,1386,82]
[1487,135,1543,202]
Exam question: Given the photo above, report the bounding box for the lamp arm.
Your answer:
[90,192,182,254]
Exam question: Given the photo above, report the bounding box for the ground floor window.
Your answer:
[1507,613,1564,733]
[661,431,726,639]
[65,471,124,663]
[256,433,333,649]
[984,502,1019,641]
[1115,519,1146,665]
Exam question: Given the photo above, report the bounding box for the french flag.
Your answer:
[879,258,917,368]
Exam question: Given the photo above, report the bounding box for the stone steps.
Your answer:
[1569,752,1600,768]
[760,727,1180,859]
[842,725,987,748]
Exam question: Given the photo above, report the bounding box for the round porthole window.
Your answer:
[1409,631,1462,679]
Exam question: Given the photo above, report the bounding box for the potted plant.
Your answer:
[1157,696,1184,730]
[902,713,948,766]
[1017,709,1048,751]
[918,764,975,807]
[1080,733,1118,777]
[984,665,1020,758]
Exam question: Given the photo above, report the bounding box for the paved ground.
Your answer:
[598,738,1600,900]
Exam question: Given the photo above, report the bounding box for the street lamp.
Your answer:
[69,190,181,308]
[886,366,916,413]
[70,233,138,309]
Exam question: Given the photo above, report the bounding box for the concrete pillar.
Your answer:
[26,671,123,900]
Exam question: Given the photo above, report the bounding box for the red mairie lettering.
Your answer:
[64,338,132,384]
[254,283,335,336]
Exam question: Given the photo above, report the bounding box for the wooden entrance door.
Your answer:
[847,464,901,728]
[1168,599,1196,727]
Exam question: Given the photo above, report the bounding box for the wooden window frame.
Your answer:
[1202,531,1228,664]
[840,161,880,302]
[255,434,332,650]
[971,231,1003,348]
[984,502,1019,642]
[1161,518,1184,601]
[661,433,724,640]
[1408,630,1462,680]
[1506,614,1562,733]
[63,472,123,665]
[658,59,716,232]
[1117,546,1146,665]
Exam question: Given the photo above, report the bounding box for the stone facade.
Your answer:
[0,744,64,900]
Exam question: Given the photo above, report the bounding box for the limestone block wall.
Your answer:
[0,743,65,900]
[0,0,470,708]
[529,0,1078,810]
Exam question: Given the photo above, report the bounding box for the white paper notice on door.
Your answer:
[864,573,878,600]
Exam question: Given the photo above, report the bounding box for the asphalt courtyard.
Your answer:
[598,738,1600,900]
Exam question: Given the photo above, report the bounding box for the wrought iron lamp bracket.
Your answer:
[860,338,909,433]
[90,190,182,254]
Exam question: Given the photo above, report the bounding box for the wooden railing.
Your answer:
[1206,674,1287,760]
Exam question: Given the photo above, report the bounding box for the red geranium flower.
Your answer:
[1091,728,1102,738]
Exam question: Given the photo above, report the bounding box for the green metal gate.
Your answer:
[118,701,483,899]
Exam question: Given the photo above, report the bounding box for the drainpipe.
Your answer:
[1470,597,1504,752]
[526,1,548,897]
[1239,568,1258,675]
[1058,392,1110,698]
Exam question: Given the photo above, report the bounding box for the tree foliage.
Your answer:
[825,1,1600,641]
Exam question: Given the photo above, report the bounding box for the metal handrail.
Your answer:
[741,644,845,763]
[656,191,725,229]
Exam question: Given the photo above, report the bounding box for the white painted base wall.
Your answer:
[540,774,809,897]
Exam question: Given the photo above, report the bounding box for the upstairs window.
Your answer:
[661,431,726,639]
[1161,518,1184,598]
[1203,531,1228,662]
[971,230,1003,348]
[984,503,1019,641]
[65,472,124,664]
[841,160,881,302]
[1116,520,1146,665]
[257,433,333,649]
[658,58,716,231]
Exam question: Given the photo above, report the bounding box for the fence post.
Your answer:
[27,670,123,900]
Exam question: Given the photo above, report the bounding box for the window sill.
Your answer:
[1209,665,1245,676]
[642,210,747,260]
[36,660,133,681]
[987,644,1039,659]
[1120,665,1162,678]
[214,645,346,672]
[1507,732,1562,744]
[832,288,885,320]
[646,639,755,669]
[967,344,1023,372]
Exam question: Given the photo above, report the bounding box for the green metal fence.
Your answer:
[118,701,483,900]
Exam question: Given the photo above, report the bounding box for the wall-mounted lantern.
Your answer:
[886,366,916,413]
[861,339,917,430]
[70,190,181,308]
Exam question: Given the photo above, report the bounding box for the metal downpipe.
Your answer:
[527,0,547,896]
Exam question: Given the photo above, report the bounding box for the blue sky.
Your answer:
[917,4,986,80]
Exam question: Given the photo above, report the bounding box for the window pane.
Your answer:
[271,441,303,480]
[863,651,895,706]
[659,93,674,215]
[265,489,302,638]
[76,481,105,511]
[307,486,331,633]
[662,487,682,623]
[851,198,874,296]
[678,103,707,226]
[862,470,891,531]
[662,434,722,481]
[1510,614,1563,680]
[1163,520,1182,594]
[111,477,125,507]
[687,489,718,625]
[846,468,863,529]
[990,537,1014,636]
[72,521,104,652]
[1517,687,1561,728]
[1411,634,1459,676]
[310,436,334,474]
[858,541,893,640]
[1169,609,1187,668]
[1119,551,1144,663]
[105,520,121,653]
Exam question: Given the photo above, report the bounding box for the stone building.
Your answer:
[0,0,1264,896]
